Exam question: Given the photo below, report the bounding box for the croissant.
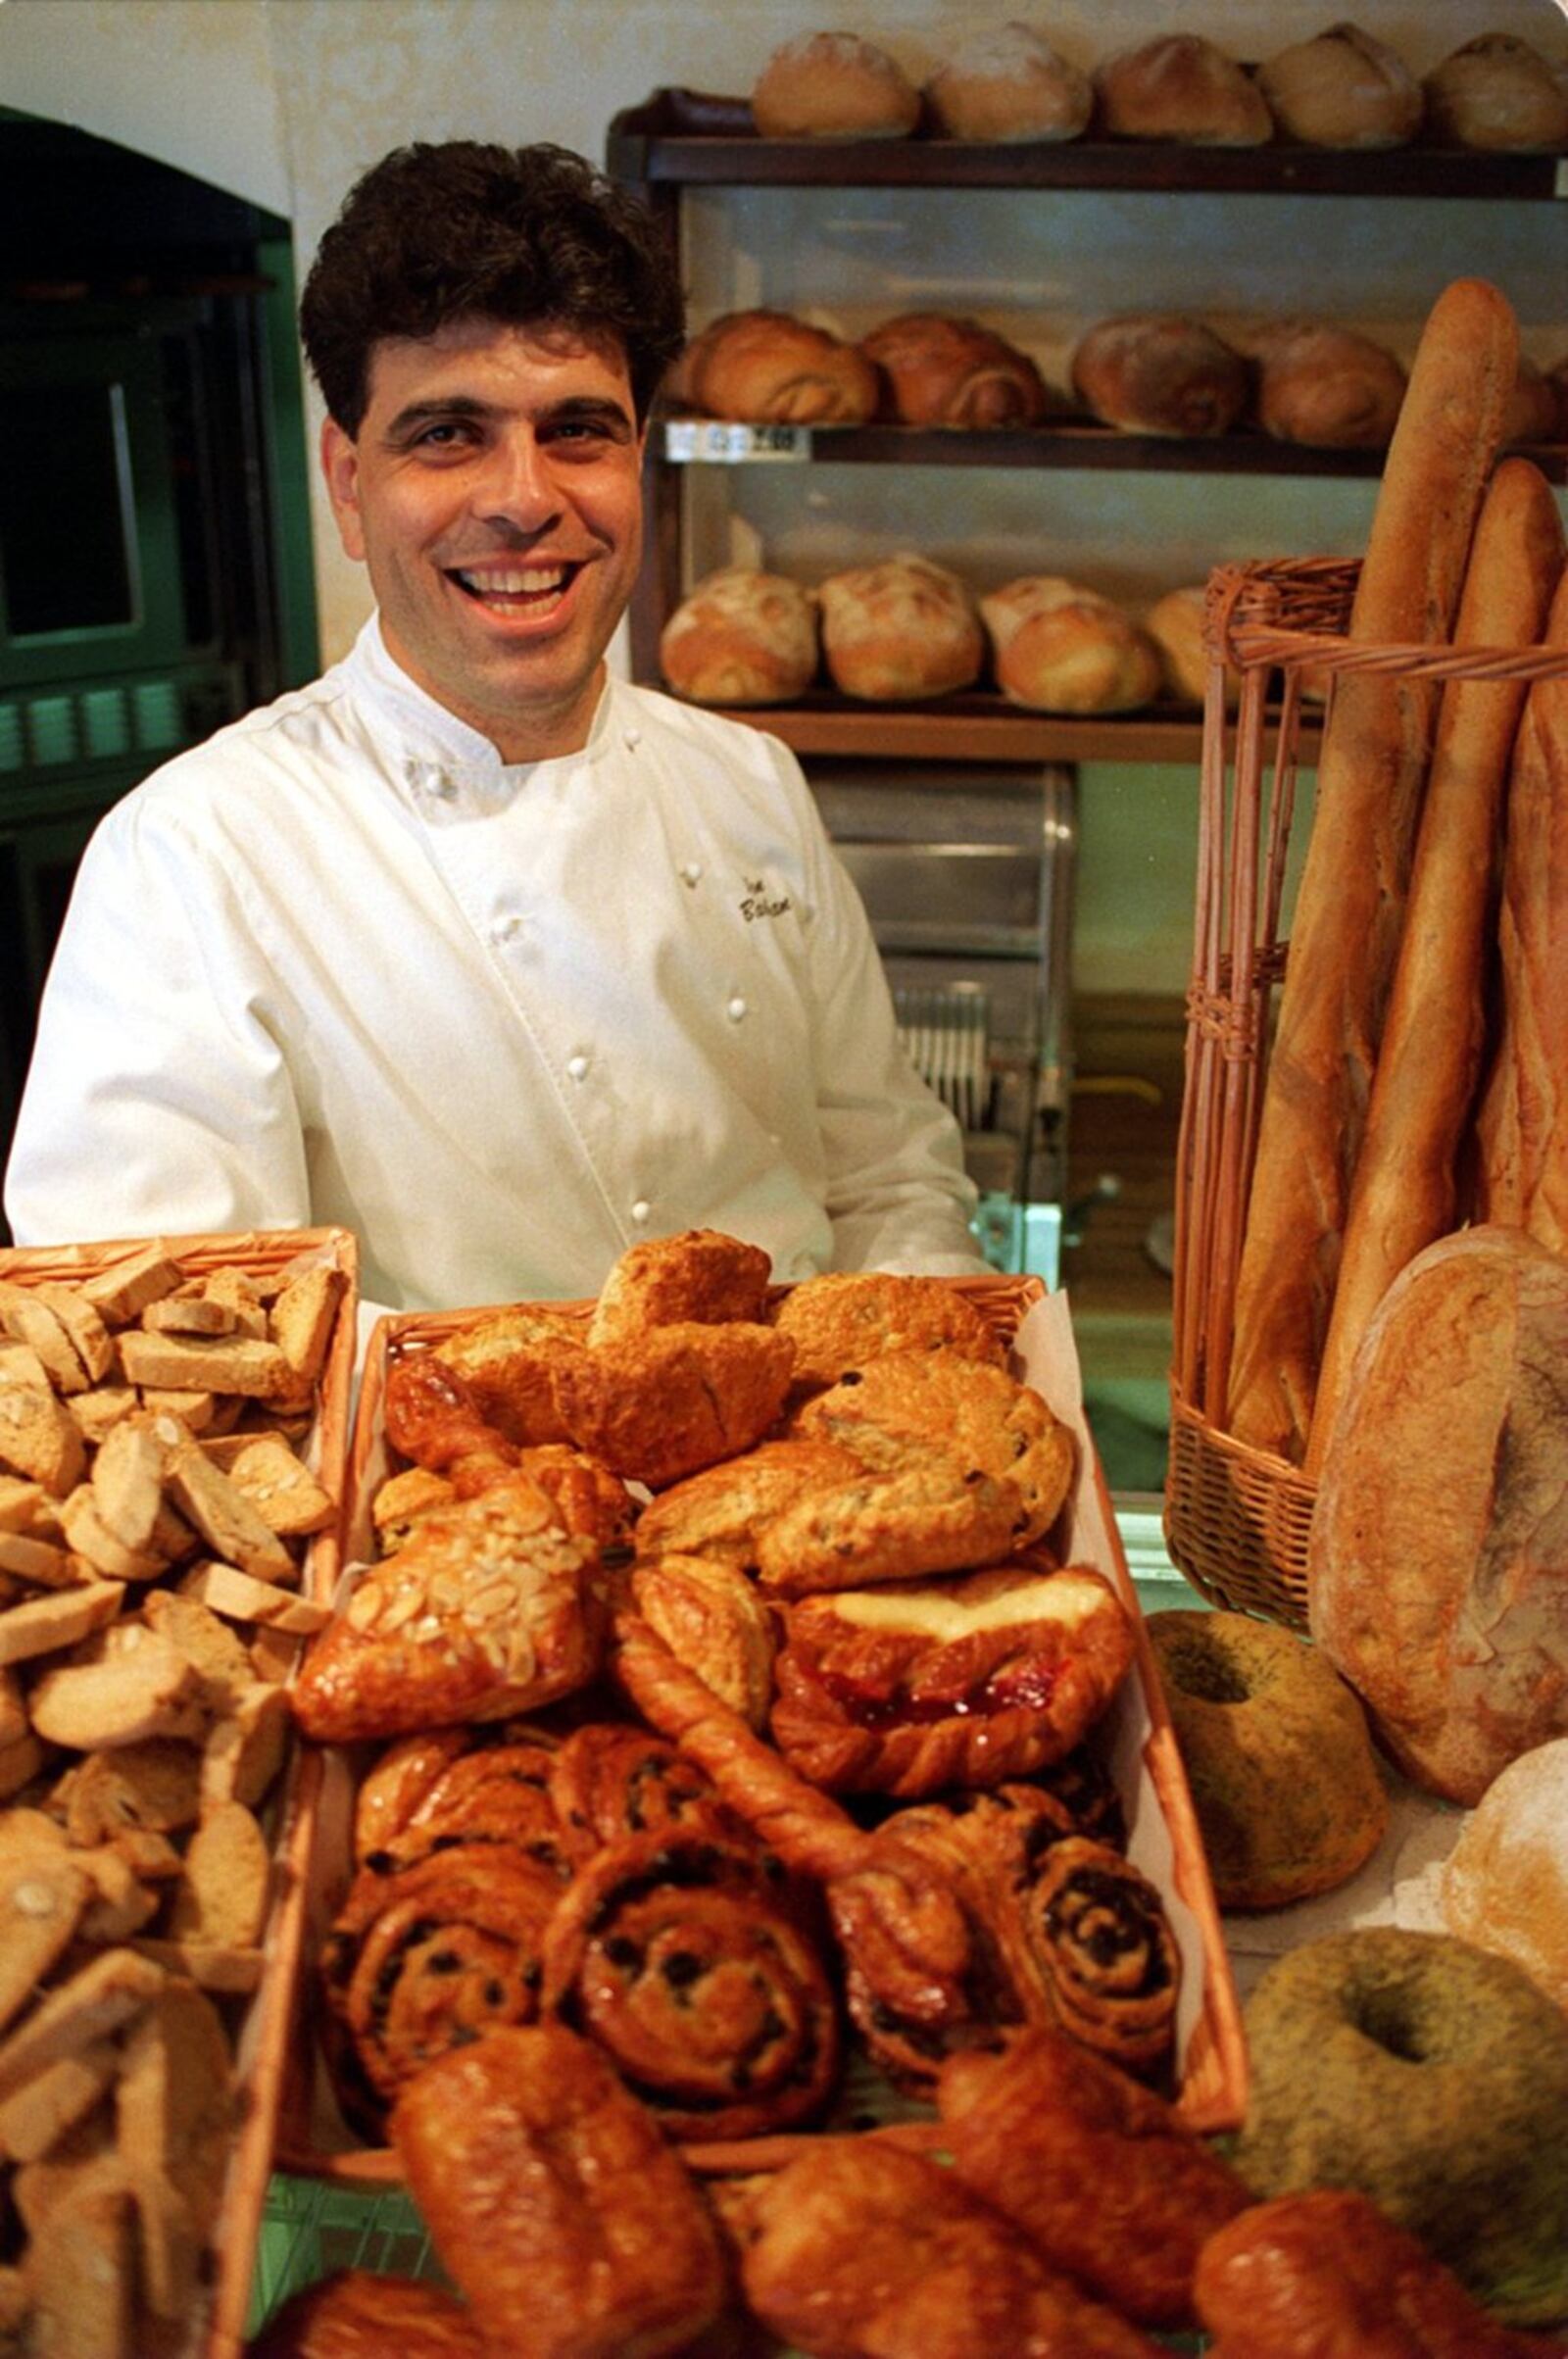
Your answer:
[861,313,1054,429]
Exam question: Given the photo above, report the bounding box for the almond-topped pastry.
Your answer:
[769,1560,1135,1795]
[291,1475,602,1742]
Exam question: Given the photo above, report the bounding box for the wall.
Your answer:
[3,0,1564,991]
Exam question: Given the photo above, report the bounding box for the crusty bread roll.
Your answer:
[925,23,1092,143]
[1308,1225,1568,1803]
[1442,1737,1568,2010]
[1306,459,1566,1473]
[1502,356,1563,443]
[752,30,920,140]
[1226,277,1518,1464]
[816,556,984,702]
[1071,313,1250,439]
[1094,34,1274,145]
[682,310,880,424]
[1145,584,1241,709]
[980,576,1162,714]
[1474,562,1568,1251]
[1242,319,1406,450]
[1257,23,1423,148]
[1424,33,1568,151]
[860,313,1054,428]
[660,568,819,707]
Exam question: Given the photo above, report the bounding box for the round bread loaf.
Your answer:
[1245,319,1407,449]
[817,555,984,701]
[1234,1928,1568,2325]
[1093,34,1274,145]
[979,576,1161,714]
[1257,22,1424,148]
[925,23,1092,143]
[660,568,818,707]
[1145,584,1241,708]
[1442,1736,1568,2011]
[859,313,1053,429]
[683,309,880,424]
[752,30,920,140]
[1146,1609,1387,1909]
[1071,313,1250,438]
[1308,1224,1568,1805]
[1424,34,1568,151]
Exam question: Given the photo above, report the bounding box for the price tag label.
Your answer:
[662,420,812,464]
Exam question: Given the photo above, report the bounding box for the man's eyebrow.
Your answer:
[382,395,496,439]
[380,392,635,438]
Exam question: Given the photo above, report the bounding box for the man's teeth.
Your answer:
[454,565,568,596]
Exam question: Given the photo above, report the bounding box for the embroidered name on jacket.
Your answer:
[740,875,793,922]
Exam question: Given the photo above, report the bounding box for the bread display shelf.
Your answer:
[658,415,1568,485]
[0,1224,358,2359]
[1166,554,1568,1629]
[272,1274,1246,2196]
[608,87,1568,199]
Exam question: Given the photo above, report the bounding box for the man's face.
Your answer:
[320,316,646,762]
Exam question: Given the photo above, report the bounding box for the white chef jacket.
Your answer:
[5,618,985,1312]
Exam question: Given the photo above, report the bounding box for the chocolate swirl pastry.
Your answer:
[539,1829,841,2140]
[546,1721,744,1864]
[320,1843,565,2131]
[1016,1834,1180,2079]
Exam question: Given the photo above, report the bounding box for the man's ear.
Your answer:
[319,418,367,563]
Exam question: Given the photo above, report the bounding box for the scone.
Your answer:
[588,1227,773,1345]
[436,1304,586,1446]
[632,1436,868,1568]
[550,1321,796,1490]
[769,1559,1136,1794]
[771,1270,1007,1394]
[756,1455,1028,1597]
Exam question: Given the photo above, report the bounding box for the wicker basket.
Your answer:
[1165,556,1568,1630]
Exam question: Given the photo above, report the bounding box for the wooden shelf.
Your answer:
[608,88,1568,201]
[700,692,1323,770]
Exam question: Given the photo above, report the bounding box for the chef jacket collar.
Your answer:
[347,612,620,783]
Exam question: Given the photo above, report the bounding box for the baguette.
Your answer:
[1226,278,1518,1463]
[1306,460,1565,1472]
[1474,562,1568,1249]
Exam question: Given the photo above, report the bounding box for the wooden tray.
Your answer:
[0,1224,358,2359]
[274,1273,1245,2186]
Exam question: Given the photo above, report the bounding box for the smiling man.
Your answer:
[5,142,985,1310]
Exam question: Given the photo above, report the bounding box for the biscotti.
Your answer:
[1226,277,1518,1463]
[1308,459,1565,1470]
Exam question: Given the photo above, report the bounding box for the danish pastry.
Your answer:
[629,1554,777,1728]
[379,1352,520,1494]
[390,2023,725,2359]
[290,1477,602,1742]
[368,1739,571,1876]
[545,1719,741,1862]
[539,1828,841,2139]
[549,1321,796,1490]
[770,1270,1006,1394]
[769,1561,1135,1796]
[939,2027,1247,2328]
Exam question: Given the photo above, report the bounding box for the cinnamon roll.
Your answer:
[1012,1833,1181,2079]
[540,1828,841,2140]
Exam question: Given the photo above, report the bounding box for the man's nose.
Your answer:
[473,428,561,530]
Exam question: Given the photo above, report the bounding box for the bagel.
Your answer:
[1145,1609,1387,1908]
[1234,1927,1568,2325]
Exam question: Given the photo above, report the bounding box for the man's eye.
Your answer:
[413,422,471,449]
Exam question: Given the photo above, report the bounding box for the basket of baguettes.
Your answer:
[1167,273,1568,1648]
[0,1225,356,2359]
[251,1232,1268,2353]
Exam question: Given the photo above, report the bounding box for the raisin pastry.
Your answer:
[632,1436,866,1568]
[291,1478,602,1743]
[550,1322,796,1490]
[351,1727,474,1865]
[769,1560,1134,1795]
[939,2028,1246,2329]
[757,1457,1027,1597]
[790,1348,1074,1548]
[539,1828,841,2140]
[588,1226,773,1345]
[391,2024,725,2359]
[368,1739,572,1877]
[770,1270,1007,1395]
[741,2140,1162,2359]
[545,1720,741,1863]
[320,1842,566,2129]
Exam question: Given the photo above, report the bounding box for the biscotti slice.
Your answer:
[0,1529,80,1588]
[87,1420,167,1560]
[116,1330,292,1400]
[78,1244,183,1326]
[0,1582,124,1670]
[0,1948,165,2102]
[164,1443,299,1582]
[28,1624,203,1751]
[66,1383,138,1448]
[200,1684,292,1811]
[21,2170,138,2359]
[201,1267,270,1338]
[0,1383,85,1499]
[271,1263,346,1382]
[0,1282,88,1395]
[180,1559,330,1634]
[31,1286,115,1386]
[0,1856,91,2036]
[167,1799,270,1947]
[127,1937,263,1992]
[0,1476,58,1538]
[116,1980,233,2322]
[1226,278,1518,1462]
[140,1590,256,1707]
[0,2038,120,2164]
[56,1741,204,1845]
[141,1293,238,1338]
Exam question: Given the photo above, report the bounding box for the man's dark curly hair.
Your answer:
[299,140,686,434]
